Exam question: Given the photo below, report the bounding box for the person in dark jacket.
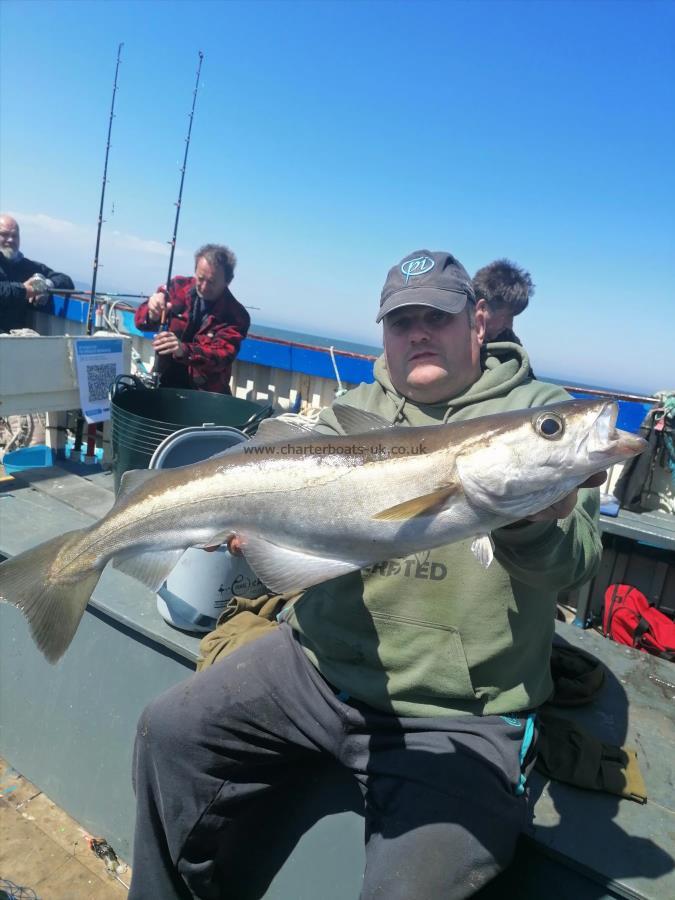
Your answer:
[134,243,250,394]
[0,214,75,332]
[473,258,534,345]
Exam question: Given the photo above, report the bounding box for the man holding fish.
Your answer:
[124,249,630,899]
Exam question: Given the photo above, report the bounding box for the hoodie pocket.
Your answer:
[369,611,478,701]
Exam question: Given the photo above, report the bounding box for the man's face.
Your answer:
[483,302,514,341]
[0,217,20,261]
[383,302,486,403]
[194,257,227,302]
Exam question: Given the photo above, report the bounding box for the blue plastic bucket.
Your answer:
[3,444,55,475]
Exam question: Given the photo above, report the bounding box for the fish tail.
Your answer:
[0,529,101,663]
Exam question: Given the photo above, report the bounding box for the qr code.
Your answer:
[86,363,118,402]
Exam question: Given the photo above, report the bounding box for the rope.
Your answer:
[274,409,322,427]
[94,295,150,378]
[0,878,39,899]
[328,346,348,398]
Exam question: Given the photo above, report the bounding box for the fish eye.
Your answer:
[535,413,564,440]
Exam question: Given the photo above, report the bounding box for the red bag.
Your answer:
[603,584,675,662]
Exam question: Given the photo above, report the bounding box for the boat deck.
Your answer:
[0,757,129,899]
[1,463,674,898]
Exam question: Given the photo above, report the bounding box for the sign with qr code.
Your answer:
[74,338,125,423]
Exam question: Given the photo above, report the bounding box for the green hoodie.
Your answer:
[285,343,602,718]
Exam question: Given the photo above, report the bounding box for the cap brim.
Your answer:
[376,287,469,323]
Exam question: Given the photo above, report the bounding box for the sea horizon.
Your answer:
[78,285,661,399]
[249,322,657,400]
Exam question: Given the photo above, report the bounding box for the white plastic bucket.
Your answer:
[150,426,265,633]
[157,546,265,632]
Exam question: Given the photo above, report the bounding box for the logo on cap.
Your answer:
[401,256,434,284]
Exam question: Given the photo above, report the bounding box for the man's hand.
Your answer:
[23,274,54,306]
[23,279,40,302]
[24,274,54,305]
[203,535,243,556]
[227,535,244,556]
[147,291,168,322]
[525,471,607,522]
[153,330,185,358]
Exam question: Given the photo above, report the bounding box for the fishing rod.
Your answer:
[46,289,150,299]
[153,50,204,387]
[86,42,124,337]
[75,42,124,461]
[45,287,261,312]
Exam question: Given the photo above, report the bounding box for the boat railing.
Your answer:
[35,291,661,410]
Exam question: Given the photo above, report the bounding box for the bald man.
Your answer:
[0,214,75,332]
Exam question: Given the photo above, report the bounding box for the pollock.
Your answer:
[0,399,646,662]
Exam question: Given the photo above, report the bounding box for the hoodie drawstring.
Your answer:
[392,395,407,424]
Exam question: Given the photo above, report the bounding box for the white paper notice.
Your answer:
[74,338,125,423]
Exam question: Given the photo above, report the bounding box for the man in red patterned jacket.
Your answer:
[134,243,250,393]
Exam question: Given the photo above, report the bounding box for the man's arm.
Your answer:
[180,318,249,370]
[134,285,170,333]
[0,260,37,322]
[0,279,29,303]
[0,259,75,317]
[492,486,603,593]
[25,260,74,291]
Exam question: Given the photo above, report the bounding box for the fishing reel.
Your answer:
[26,273,55,305]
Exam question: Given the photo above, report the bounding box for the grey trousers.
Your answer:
[129,625,531,900]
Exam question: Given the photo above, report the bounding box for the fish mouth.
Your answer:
[584,401,647,461]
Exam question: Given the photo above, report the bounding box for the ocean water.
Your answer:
[250,323,651,398]
[252,323,382,358]
[248,323,654,434]
[112,293,653,399]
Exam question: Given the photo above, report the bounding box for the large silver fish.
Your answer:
[0,399,646,662]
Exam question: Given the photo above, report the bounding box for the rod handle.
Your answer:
[159,302,172,332]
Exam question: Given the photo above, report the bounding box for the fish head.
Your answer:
[455,399,647,520]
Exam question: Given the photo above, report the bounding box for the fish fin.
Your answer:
[206,445,247,461]
[372,486,458,521]
[113,549,186,591]
[332,406,392,434]
[0,529,100,663]
[240,535,360,594]
[471,534,494,568]
[118,468,163,497]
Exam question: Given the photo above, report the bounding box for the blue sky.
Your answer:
[1,0,673,395]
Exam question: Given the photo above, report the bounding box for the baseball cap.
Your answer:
[376,250,475,323]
